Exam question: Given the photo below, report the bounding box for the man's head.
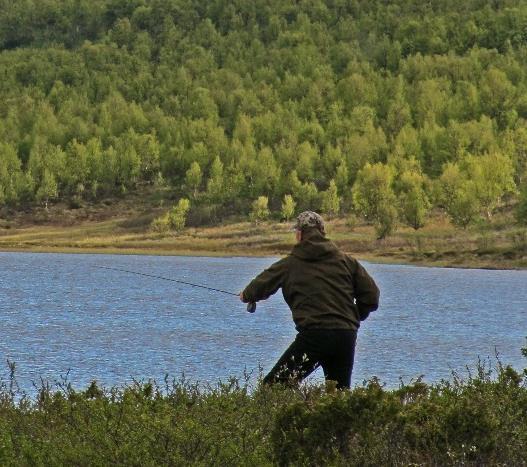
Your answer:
[293,211,325,241]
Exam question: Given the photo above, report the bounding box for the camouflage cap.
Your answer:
[293,211,325,232]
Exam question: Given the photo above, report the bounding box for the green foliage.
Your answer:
[150,213,170,233]
[0,143,22,205]
[449,185,481,229]
[206,156,224,203]
[289,168,321,213]
[504,127,527,185]
[396,169,431,230]
[515,184,527,225]
[334,161,349,195]
[184,161,202,198]
[375,203,398,240]
[151,198,191,233]
[273,361,527,466]
[352,163,398,239]
[438,152,516,227]
[250,196,270,224]
[464,152,517,219]
[0,0,526,229]
[35,170,58,209]
[439,163,480,228]
[281,194,296,221]
[168,198,191,231]
[1,351,527,466]
[320,180,340,218]
[111,133,142,192]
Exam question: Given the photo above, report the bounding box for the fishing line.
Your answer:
[93,265,257,312]
[94,265,237,295]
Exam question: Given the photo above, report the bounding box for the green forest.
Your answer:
[1,0,527,235]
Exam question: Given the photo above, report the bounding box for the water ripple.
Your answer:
[0,252,526,391]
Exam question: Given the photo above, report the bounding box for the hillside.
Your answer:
[1,0,527,240]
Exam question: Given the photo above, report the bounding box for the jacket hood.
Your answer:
[291,229,339,261]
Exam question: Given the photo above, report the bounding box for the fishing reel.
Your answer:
[246,302,257,313]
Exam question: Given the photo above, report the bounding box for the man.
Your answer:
[239,211,380,389]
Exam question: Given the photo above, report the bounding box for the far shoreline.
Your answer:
[2,200,526,271]
[1,243,525,272]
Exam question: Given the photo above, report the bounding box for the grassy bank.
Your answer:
[1,196,527,269]
[1,351,526,466]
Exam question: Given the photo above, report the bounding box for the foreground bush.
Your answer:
[1,356,526,466]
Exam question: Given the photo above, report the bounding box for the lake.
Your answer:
[0,251,525,393]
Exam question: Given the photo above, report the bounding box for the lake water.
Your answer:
[0,252,526,393]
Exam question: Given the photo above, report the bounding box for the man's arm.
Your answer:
[241,258,287,304]
[351,259,380,321]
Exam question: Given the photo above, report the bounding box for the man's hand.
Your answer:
[239,291,256,313]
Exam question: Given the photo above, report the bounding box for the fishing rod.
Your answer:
[94,265,257,313]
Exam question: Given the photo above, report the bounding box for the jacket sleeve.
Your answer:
[350,259,380,320]
[242,258,287,303]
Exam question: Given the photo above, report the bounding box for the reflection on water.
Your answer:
[0,251,526,391]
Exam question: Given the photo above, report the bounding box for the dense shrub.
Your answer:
[1,350,526,466]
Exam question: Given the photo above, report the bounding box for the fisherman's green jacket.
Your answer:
[242,230,380,331]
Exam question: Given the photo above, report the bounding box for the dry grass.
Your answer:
[1,199,526,268]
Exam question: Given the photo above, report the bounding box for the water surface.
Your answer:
[0,252,525,392]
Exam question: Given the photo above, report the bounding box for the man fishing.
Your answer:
[239,211,380,389]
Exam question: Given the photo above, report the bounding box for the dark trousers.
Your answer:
[263,329,357,389]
